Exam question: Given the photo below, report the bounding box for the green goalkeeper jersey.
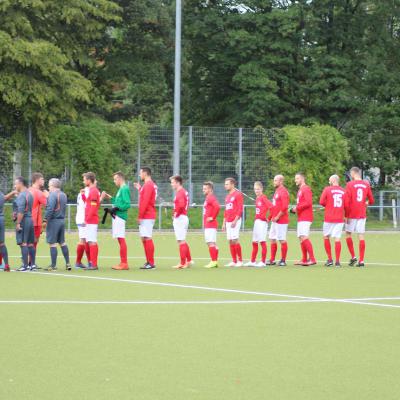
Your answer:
[111,184,131,221]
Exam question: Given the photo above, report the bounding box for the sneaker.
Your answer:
[349,257,358,266]
[303,259,317,266]
[29,264,38,271]
[86,265,99,270]
[47,265,57,271]
[140,263,156,270]
[235,261,243,267]
[356,262,365,267]
[75,263,87,269]
[225,261,237,267]
[16,265,30,272]
[278,260,287,267]
[256,262,267,268]
[187,260,195,266]
[172,263,188,269]
[325,260,334,267]
[266,260,276,266]
[4,265,10,272]
[66,264,72,271]
[244,261,257,267]
[294,260,306,266]
[335,262,342,268]
[204,261,218,269]
[112,263,129,270]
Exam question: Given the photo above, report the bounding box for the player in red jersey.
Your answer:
[344,167,375,267]
[202,181,220,268]
[267,175,289,266]
[170,175,193,269]
[244,181,272,267]
[291,173,316,266]
[222,177,244,267]
[134,167,157,270]
[81,172,101,270]
[29,172,48,267]
[319,175,346,267]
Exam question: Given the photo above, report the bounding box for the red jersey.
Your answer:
[296,184,313,222]
[270,186,289,224]
[254,194,272,222]
[203,194,220,229]
[174,188,189,217]
[29,188,47,227]
[345,180,375,219]
[82,186,100,224]
[319,185,346,223]
[224,190,243,223]
[138,180,157,219]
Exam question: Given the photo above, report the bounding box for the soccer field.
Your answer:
[1,231,400,400]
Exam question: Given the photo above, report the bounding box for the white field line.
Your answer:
[21,272,400,309]
[0,299,324,305]
[7,255,400,267]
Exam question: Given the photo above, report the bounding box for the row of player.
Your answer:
[0,166,374,272]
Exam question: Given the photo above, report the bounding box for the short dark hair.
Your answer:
[31,172,43,184]
[295,172,305,178]
[225,177,236,185]
[83,172,96,183]
[170,175,183,185]
[203,181,214,190]
[350,166,361,175]
[16,176,27,186]
[140,167,152,176]
[113,171,125,180]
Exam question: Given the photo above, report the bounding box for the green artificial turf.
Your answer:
[1,231,399,400]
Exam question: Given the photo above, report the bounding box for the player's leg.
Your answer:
[345,219,357,265]
[204,229,218,268]
[267,222,278,265]
[112,216,128,270]
[299,222,315,265]
[75,225,87,268]
[86,224,99,270]
[140,219,156,269]
[356,219,366,267]
[26,220,37,270]
[0,217,9,272]
[277,224,288,266]
[246,221,259,267]
[234,219,242,266]
[29,225,41,268]
[172,216,190,269]
[323,223,333,266]
[333,223,344,267]
[295,222,307,265]
[255,220,268,267]
[58,220,71,271]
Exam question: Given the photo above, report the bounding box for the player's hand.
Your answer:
[80,189,85,195]
[206,217,213,222]
[291,206,297,213]
[42,222,47,230]
[231,221,237,228]
[16,223,22,231]
[134,182,141,190]
[43,190,49,198]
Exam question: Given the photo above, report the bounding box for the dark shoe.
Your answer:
[66,264,72,271]
[335,262,341,268]
[325,260,333,267]
[47,265,57,271]
[356,262,365,268]
[86,265,99,270]
[16,265,30,272]
[75,263,86,269]
[4,265,10,272]
[140,263,156,270]
[266,260,276,266]
[278,260,287,267]
[349,257,357,266]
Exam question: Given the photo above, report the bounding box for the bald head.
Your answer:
[273,175,284,188]
[329,175,340,186]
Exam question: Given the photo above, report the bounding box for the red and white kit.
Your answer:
[345,180,375,234]
[82,186,100,242]
[253,194,272,242]
[269,186,289,241]
[296,184,313,237]
[320,185,346,238]
[224,190,243,240]
[203,193,220,243]
[173,188,189,241]
[138,180,158,238]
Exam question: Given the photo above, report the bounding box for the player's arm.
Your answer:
[367,186,375,206]
[15,196,26,228]
[211,199,220,220]
[344,184,352,217]
[138,186,151,219]
[86,191,100,220]
[112,189,131,212]
[297,188,312,211]
[43,194,56,225]
[174,194,186,217]
[273,191,288,222]
[319,189,327,207]
[231,195,243,227]
[39,191,47,206]
[4,190,17,201]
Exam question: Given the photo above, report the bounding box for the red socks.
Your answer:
[281,242,288,261]
[142,239,155,265]
[335,241,341,263]
[118,238,128,264]
[300,241,308,262]
[90,244,98,267]
[346,237,355,258]
[76,243,85,263]
[359,240,365,262]
[303,239,315,262]
[85,242,91,262]
[236,243,242,262]
[209,245,218,261]
[251,242,258,262]
[229,243,237,263]
[324,238,332,260]
[260,242,267,263]
[270,243,278,262]
[185,243,192,262]
[179,243,191,265]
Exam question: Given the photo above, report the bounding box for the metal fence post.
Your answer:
[188,126,193,202]
[28,124,32,184]
[159,204,162,230]
[379,191,383,221]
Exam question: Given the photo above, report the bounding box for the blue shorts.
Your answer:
[46,219,65,245]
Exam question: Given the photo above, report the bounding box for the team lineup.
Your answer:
[0,166,374,272]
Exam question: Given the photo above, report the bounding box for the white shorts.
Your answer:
[139,219,155,238]
[323,222,344,239]
[269,222,288,241]
[252,220,268,242]
[297,221,312,238]
[204,228,217,243]
[112,216,126,239]
[77,224,87,240]
[226,219,241,241]
[173,215,189,241]
[345,218,366,234]
[86,224,98,243]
